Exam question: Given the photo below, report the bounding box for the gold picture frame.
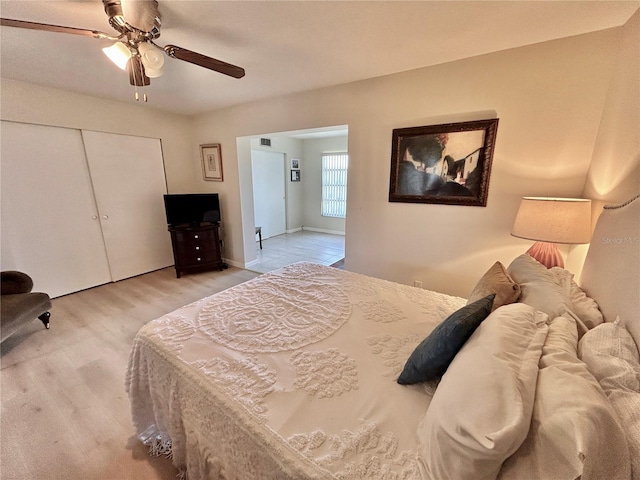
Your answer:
[201,143,223,181]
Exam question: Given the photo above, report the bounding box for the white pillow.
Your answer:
[418,303,548,480]
[579,320,640,392]
[499,315,630,480]
[569,280,605,330]
[548,266,605,331]
[507,254,574,320]
[579,321,640,479]
[548,265,574,295]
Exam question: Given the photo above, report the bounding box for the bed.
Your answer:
[127,194,640,480]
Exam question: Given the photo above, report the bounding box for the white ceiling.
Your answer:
[1,1,638,116]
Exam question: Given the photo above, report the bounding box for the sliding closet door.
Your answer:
[81,131,173,281]
[0,121,112,297]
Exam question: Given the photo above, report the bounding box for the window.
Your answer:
[321,153,348,218]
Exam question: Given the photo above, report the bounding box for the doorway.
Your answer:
[238,125,348,271]
[251,150,286,240]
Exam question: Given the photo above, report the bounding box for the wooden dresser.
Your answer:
[168,224,223,278]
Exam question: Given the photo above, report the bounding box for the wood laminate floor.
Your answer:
[0,266,259,480]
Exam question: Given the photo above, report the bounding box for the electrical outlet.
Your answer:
[413,280,423,288]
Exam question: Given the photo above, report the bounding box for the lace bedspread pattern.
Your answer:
[127,262,465,479]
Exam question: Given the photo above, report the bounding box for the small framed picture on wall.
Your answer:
[201,143,223,181]
[291,170,301,182]
[291,158,300,170]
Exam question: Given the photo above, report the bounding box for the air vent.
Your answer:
[260,138,271,147]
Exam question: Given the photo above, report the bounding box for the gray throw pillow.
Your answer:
[397,293,495,385]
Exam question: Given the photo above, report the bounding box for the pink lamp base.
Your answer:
[525,242,564,269]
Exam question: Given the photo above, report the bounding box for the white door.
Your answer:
[251,150,286,239]
[0,121,112,297]
[81,131,174,281]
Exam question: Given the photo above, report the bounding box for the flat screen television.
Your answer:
[163,193,221,227]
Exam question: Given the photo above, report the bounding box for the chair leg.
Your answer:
[255,227,263,249]
[38,311,51,329]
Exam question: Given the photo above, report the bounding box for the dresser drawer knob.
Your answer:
[194,235,199,239]
[195,246,200,250]
[197,257,202,261]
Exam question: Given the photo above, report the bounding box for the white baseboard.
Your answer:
[286,227,302,234]
[224,258,250,269]
[301,226,346,236]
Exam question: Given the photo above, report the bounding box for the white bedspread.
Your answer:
[126,262,465,479]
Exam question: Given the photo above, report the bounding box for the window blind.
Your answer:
[321,153,348,218]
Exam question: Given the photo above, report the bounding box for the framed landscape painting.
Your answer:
[389,119,499,206]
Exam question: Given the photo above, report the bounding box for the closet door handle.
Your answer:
[92,215,98,220]
[102,215,109,220]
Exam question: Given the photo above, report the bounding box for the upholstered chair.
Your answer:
[1,271,51,343]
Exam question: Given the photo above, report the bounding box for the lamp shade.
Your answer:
[102,42,132,70]
[511,197,592,244]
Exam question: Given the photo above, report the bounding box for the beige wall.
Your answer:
[193,28,622,297]
[584,8,640,203]
[567,9,640,282]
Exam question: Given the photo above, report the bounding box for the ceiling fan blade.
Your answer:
[0,18,109,38]
[164,45,245,79]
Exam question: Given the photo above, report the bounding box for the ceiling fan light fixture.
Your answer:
[138,41,164,72]
[102,41,131,70]
[1,0,246,104]
[144,66,163,78]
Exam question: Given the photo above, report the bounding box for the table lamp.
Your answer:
[511,197,592,268]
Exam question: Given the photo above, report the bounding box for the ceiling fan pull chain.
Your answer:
[134,67,140,101]
[137,55,148,102]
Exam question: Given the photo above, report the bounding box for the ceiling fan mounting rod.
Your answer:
[102,0,161,40]
[103,0,126,31]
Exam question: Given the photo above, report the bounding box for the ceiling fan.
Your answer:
[0,0,245,101]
